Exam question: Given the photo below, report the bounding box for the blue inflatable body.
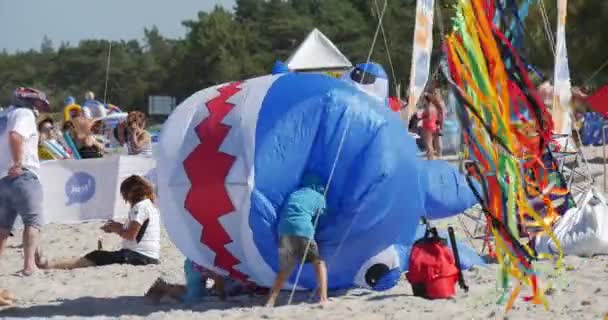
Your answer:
[156,72,480,292]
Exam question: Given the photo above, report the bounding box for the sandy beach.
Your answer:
[2,146,608,320]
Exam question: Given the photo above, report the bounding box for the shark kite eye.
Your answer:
[365,263,390,287]
[354,245,400,290]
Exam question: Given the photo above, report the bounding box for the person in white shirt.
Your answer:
[0,87,48,276]
[38,175,160,269]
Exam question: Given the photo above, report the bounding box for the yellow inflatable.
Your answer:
[326,71,345,78]
[63,104,82,121]
[38,145,56,160]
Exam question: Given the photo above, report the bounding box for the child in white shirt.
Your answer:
[38,175,160,269]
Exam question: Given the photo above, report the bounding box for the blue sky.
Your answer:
[0,0,235,52]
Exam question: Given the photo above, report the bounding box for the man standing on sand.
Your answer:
[0,87,48,275]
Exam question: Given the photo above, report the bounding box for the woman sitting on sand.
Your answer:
[37,175,160,269]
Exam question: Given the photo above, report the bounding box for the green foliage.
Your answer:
[0,0,605,110]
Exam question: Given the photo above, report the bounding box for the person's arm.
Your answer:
[129,130,150,151]
[8,132,25,177]
[85,135,104,151]
[109,203,150,240]
[102,220,141,241]
[116,221,142,241]
[115,123,127,145]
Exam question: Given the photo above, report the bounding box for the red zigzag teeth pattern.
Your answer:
[183,81,247,281]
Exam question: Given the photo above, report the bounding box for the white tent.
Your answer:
[286,28,352,71]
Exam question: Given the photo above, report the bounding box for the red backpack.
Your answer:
[406,225,468,299]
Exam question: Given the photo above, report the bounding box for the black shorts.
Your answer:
[278,236,321,271]
[84,249,159,266]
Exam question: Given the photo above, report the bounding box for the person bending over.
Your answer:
[38,175,160,269]
[145,258,228,304]
[266,173,329,307]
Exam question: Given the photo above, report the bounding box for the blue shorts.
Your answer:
[0,171,43,231]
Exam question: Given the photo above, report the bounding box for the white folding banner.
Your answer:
[14,155,157,226]
[39,156,120,224]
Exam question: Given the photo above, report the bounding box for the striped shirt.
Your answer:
[127,134,153,156]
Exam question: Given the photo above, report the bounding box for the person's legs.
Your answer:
[39,249,127,270]
[13,172,43,275]
[38,257,95,270]
[0,231,9,258]
[211,274,227,301]
[303,239,327,304]
[312,259,328,303]
[144,277,188,304]
[0,288,15,306]
[423,130,435,160]
[0,177,17,258]
[433,132,442,158]
[21,226,39,274]
[266,267,293,307]
[267,236,297,307]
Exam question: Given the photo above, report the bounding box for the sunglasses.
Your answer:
[41,125,54,132]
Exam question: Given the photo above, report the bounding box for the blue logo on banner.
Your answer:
[65,172,96,205]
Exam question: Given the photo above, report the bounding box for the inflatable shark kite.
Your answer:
[155,72,479,292]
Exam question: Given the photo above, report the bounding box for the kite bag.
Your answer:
[406,224,467,299]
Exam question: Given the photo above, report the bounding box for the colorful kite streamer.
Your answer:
[444,0,564,311]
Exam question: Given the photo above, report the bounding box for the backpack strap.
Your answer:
[448,226,469,292]
[136,219,150,243]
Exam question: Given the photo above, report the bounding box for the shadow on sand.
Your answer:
[0,291,331,318]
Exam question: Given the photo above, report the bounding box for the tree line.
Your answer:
[0,0,604,112]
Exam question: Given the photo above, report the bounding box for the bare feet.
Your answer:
[35,250,48,269]
[265,297,276,307]
[16,268,38,276]
[0,289,15,306]
[212,276,227,301]
[0,296,13,306]
[144,278,168,305]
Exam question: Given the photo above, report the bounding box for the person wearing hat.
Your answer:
[0,87,49,276]
[82,91,107,120]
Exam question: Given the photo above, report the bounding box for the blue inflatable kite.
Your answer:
[155,72,479,292]
[341,62,389,102]
[271,60,289,75]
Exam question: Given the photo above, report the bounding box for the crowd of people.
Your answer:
[0,72,592,309]
[33,92,153,161]
[0,88,159,307]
